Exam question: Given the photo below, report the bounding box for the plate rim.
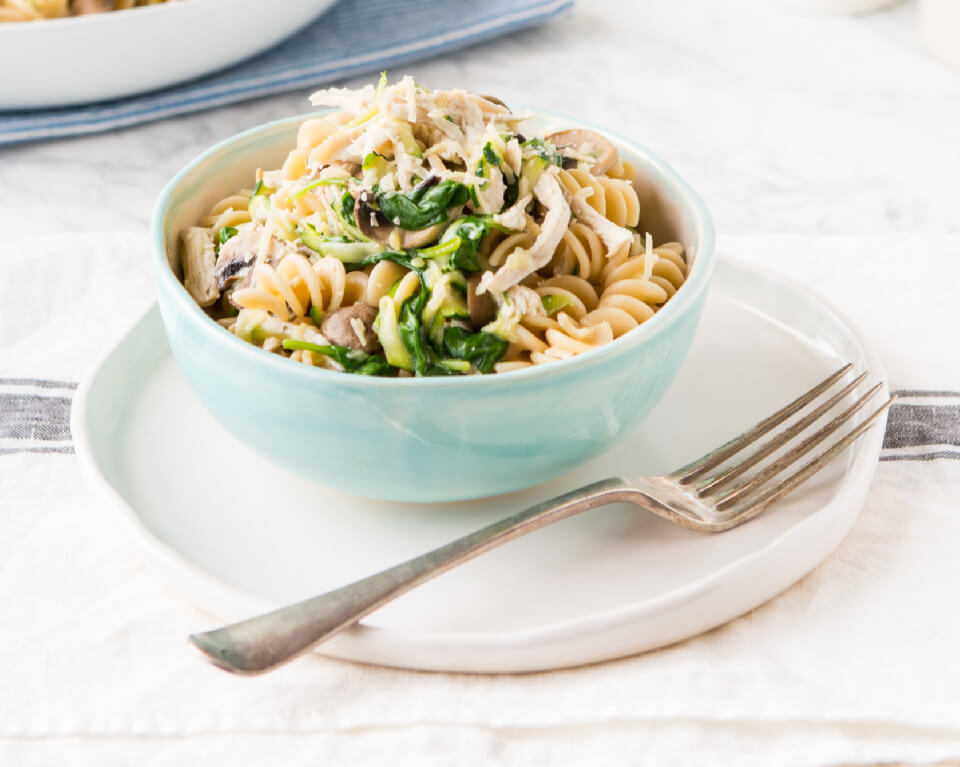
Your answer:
[71,256,889,671]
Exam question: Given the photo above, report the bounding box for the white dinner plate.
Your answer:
[72,258,887,673]
[0,0,336,109]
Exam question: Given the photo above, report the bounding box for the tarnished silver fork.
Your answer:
[191,364,891,675]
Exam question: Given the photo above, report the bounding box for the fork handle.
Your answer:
[189,477,633,674]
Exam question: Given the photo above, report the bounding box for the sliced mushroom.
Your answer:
[479,94,510,110]
[321,304,382,354]
[463,92,511,119]
[354,195,452,249]
[546,129,617,176]
[216,254,255,292]
[215,229,292,291]
[466,274,497,329]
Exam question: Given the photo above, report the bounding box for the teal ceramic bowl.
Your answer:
[151,110,716,502]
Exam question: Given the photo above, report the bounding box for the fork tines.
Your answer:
[674,364,892,517]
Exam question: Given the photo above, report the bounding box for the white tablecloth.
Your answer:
[2,232,959,765]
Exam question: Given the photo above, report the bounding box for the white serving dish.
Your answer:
[72,257,888,673]
[0,0,337,109]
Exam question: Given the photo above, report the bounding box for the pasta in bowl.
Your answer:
[152,78,715,501]
[178,77,689,377]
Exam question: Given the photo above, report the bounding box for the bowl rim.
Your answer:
[150,105,716,389]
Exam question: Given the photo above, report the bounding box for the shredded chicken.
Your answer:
[493,194,532,232]
[474,166,505,215]
[507,285,546,317]
[305,76,526,194]
[478,170,570,295]
[566,190,633,256]
[503,137,522,178]
[181,227,219,307]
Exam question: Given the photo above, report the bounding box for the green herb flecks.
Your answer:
[216,226,238,254]
[521,137,563,167]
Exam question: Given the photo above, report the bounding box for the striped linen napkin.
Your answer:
[2,232,959,765]
[0,0,571,147]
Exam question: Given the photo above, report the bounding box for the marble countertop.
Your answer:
[0,0,957,242]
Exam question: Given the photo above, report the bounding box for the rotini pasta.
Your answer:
[547,222,605,280]
[199,193,253,232]
[177,77,688,377]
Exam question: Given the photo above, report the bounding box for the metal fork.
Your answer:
[190,364,891,675]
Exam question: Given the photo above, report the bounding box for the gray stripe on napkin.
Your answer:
[0,378,78,390]
[0,446,75,456]
[0,394,73,442]
[891,389,960,399]
[880,450,960,462]
[883,403,960,450]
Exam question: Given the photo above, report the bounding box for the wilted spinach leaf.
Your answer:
[396,274,436,376]
[502,174,520,210]
[442,326,509,374]
[376,180,469,230]
[340,192,357,226]
[438,215,494,272]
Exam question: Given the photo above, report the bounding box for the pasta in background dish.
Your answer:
[178,76,688,377]
[0,0,168,22]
